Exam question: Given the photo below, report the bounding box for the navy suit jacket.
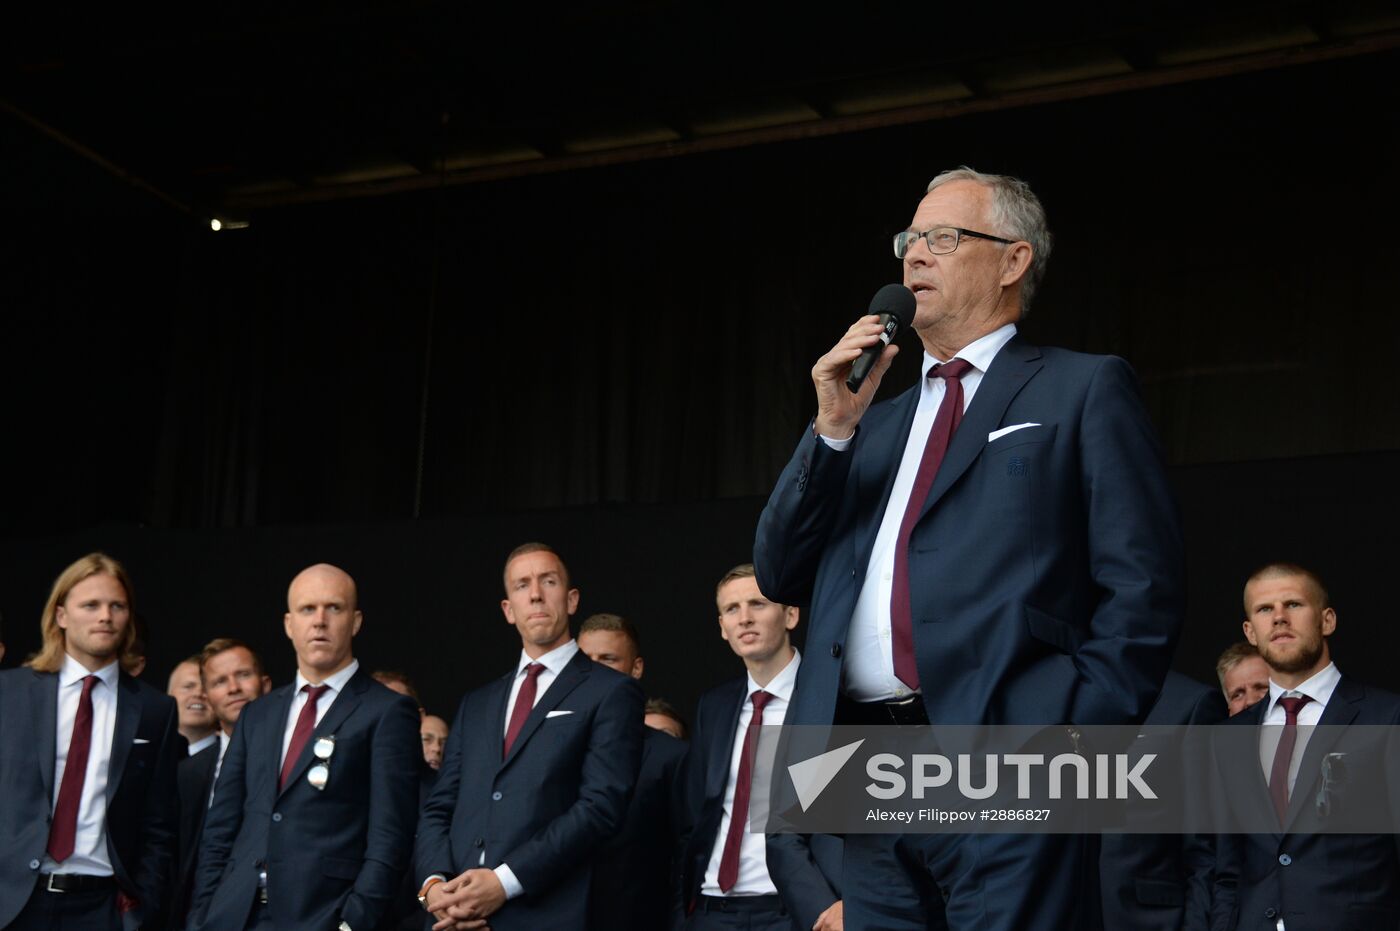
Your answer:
[1100,671,1227,931]
[1210,676,1400,931]
[680,675,841,931]
[170,740,220,929]
[189,668,421,931]
[755,337,1184,728]
[589,726,688,931]
[0,666,181,930]
[415,649,644,931]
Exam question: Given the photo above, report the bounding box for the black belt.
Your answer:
[838,692,930,726]
[42,873,117,894]
[697,894,784,913]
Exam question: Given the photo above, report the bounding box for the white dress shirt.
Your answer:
[188,732,218,756]
[827,323,1018,701]
[209,730,232,808]
[491,638,580,899]
[43,653,120,877]
[280,659,360,769]
[1257,662,1340,931]
[702,649,801,897]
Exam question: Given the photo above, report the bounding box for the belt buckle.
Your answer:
[45,874,65,894]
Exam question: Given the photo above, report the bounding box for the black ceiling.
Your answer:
[5,1,1398,219]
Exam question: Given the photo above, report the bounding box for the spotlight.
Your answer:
[210,218,222,231]
[208,217,250,232]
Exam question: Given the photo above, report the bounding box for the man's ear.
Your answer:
[784,606,800,632]
[1242,619,1258,646]
[501,599,516,627]
[999,241,1033,289]
[1321,607,1337,637]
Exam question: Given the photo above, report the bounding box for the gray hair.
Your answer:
[926,167,1052,314]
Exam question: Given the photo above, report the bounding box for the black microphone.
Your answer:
[846,284,916,393]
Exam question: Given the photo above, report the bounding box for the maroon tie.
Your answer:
[279,684,329,790]
[718,689,774,892]
[503,664,545,757]
[1268,693,1313,824]
[48,675,98,863]
[891,358,974,691]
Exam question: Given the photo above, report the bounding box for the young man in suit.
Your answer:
[1211,563,1400,931]
[755,167,1183,930]
[680,564,842,931]
[0,552,181,931]
[577,612,688,931]
[415,543,644,931]
[169,639,270,930]
[189,564,421,931]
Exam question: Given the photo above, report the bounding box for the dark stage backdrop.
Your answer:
[1,450,1396,722]
[2,51,1398,534]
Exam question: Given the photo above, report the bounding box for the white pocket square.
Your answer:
[133,738,151,745]
[988,423,1042,442]
[545,710,573,718]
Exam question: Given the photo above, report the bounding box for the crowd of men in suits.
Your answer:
[0,549,1394,931]
[1,167,1396,931]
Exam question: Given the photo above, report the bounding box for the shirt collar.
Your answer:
[746,649,801,704]
[188,733,218,756]
[60,652,120,690]
[295,658,360,695]
[517,638,579,678]
[218,730,232,760]
[1266,661,1341,717]
[922,322,1018,377]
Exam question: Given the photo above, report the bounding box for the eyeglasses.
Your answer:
[894,226,1017,259]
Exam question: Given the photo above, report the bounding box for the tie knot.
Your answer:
[523,663,545,680]
[751,689,774,711]
[79,675,98,694]
[302,683,330,700]
[1279,694,1312,719]
[929,358,973,382]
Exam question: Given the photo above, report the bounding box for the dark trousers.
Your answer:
[5,883,120,931]
[683,894,795,931]
[242,901,273,930]
[843,832,1103,931]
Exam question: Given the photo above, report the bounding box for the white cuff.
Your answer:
[819,432,853,451]
[495,863,524,900]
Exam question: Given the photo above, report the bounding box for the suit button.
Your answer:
[492,791,503,801]
[272,813,283,823]
[1265,908,1278,919]
[1278,854,1291,866]
[831,643,842,658]
[28,859,40,870]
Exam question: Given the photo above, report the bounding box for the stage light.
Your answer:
[208,217,250,232]
[210,218,222,231]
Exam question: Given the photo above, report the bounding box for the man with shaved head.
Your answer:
[190,564,421,931]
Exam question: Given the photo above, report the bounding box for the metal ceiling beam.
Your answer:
[221,28,1400,211]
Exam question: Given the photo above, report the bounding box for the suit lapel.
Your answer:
[851,383,920,573]
[1282,677,1361,832]
[706,680,747,802]
[919,336,1043,521]
[33,671,59,804]
[499,651,591,771]
[264,684,297,794]
[278,671,366,799]
[1230,704,1279,831]
[106,673,142,803]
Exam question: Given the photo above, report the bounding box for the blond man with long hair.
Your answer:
[0,552,181,930]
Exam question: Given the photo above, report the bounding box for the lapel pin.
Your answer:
[314,736,336,761]
[307,763,329,791]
